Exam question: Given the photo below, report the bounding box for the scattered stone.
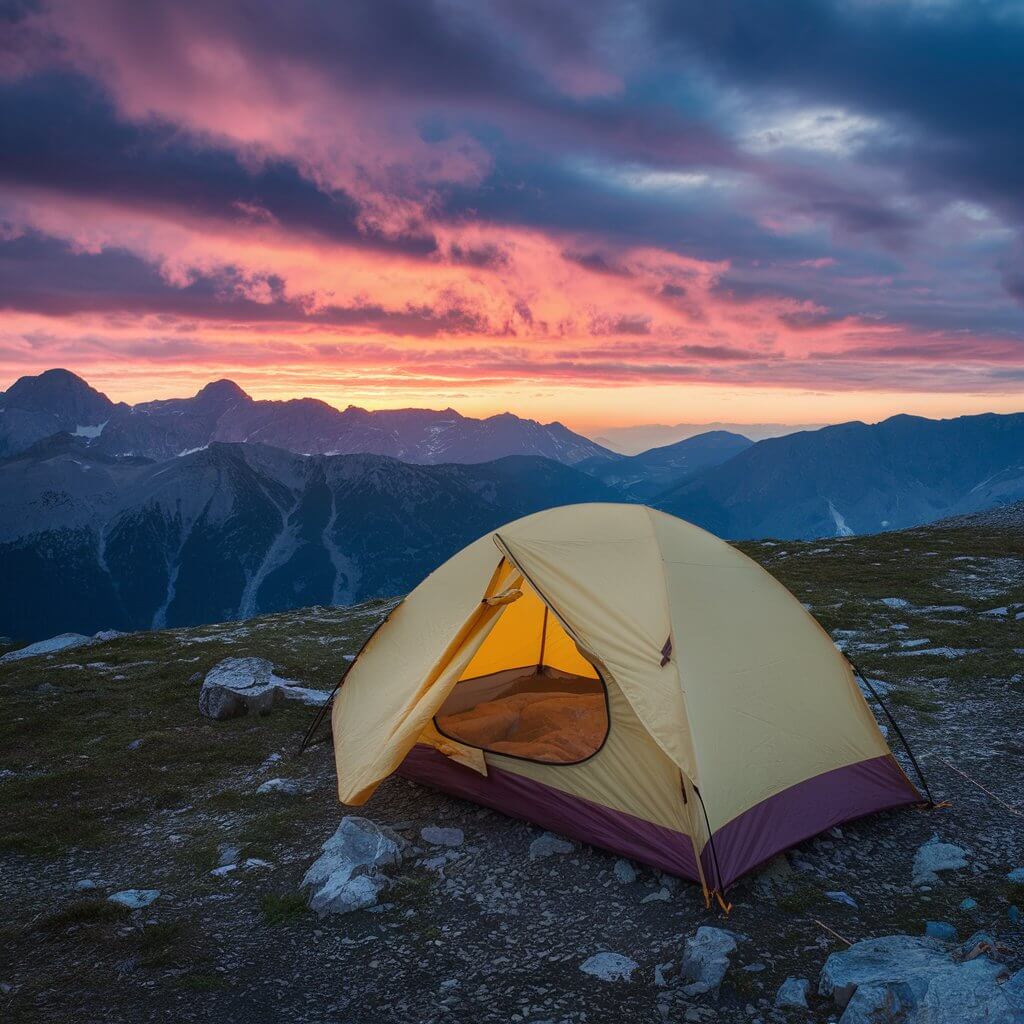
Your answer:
[302,817,405,915]
[925,921,957,942]
[641,886,671,904]
[420,826,464,848]
[911,837,969,886]
[217,844,240,867]
[613,858,638,884]
[960,898,979,912]
[199,658,282,719]
[825,890,858,908]
[774,976,810,1009]
[108,889,160,910]
[1008,868,1024,885]
[880,597,909,609]
[579,952,638,982]
[73,879,98,891]
[528,832,573,860]
[654,961,678,987]
[198,657,329,720]
[256,777,303,796]
[681,926,745,996]
[961,931,996,959]
[0,632,92,663]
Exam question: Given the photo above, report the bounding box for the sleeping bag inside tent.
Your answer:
[327,503,922,897]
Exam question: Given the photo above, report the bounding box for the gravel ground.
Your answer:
[2,524,1022,1023]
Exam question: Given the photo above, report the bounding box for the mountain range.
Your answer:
[0,369,610,465]
[0,438,613,641]
[2,368,1023,641]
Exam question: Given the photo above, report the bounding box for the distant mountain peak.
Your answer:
[2,367,117,426]
[194,379,250,405]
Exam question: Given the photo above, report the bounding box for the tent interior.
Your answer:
[434,580,609,765]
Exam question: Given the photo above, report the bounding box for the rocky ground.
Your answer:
[1,520,1023,1023]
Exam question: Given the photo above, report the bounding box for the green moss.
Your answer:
[261,892,309,926]
[35,898,130,931]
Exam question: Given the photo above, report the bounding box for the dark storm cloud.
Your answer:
[655,0,1024,224]
[0,73,437,255]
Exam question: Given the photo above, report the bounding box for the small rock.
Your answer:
[960,898,979,912]
[1008,868,1024,885]
[420,826,464,848]
[911,837,969,886]
[654,961,678,987]
[217,844,240,867]
[774,976,809,1009]
[302,817,404,915]
[256,778,303,796]
[641,886,671,903]
[199,658,281,719]
[825,890,858,908]
[925,921,957,942]
[1010,906,1021,927]
[580,952,638,982]
[613,859,638,884]
[681,926,745,996]
[73,879,98,891]
[529,832,573,860]
[198,657,329,720]
[960,931,996,958]
[108,889,160,909]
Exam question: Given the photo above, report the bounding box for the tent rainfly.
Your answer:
[325,504,924,903]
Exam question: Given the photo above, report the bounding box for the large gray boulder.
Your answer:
[199,657,329,720]
[302,817,405,916]
[681,926,745,996]
[819,934,1024,1023]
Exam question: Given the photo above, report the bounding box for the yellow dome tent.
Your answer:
[323,504,923,902]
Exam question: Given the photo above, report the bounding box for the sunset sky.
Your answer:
[2,1,1023,432]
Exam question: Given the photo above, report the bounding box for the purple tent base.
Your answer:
[397,745,919,889]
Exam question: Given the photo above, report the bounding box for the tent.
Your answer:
[326,503,922,902]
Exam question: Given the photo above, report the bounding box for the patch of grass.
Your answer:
[888,688,941,716]
[777,883,822,915]
[208,788,253,812]
[35,897,129,931]
[135,920,192,968]
[261,892,309,926]
[391,871,435,911]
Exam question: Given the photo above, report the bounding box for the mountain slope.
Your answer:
[0,369,613,465]
[656,412,1024,539]
[0,441,613,641]
[578,430,753,499]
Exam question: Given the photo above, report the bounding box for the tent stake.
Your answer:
[813,919,852,946]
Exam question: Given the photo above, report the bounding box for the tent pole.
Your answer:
[848,658,937,807]
[693,785,732,912]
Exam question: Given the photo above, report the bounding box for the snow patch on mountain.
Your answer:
[827,500,854,537]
